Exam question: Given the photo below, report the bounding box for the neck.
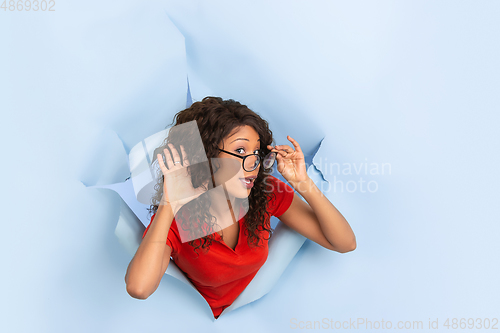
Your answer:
[208,185,238,231]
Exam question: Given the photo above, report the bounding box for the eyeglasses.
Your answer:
[218,148,276,172]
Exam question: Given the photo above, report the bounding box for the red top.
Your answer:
[142,175,295,319]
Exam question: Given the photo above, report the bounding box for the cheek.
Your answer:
[212,158,244,186]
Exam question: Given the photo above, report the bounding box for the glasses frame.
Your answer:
[218,148,276,172]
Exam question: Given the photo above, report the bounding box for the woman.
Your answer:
[125,97,356,319]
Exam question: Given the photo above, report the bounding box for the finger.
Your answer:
[275,153,286,170]
[164,147,174,169]
[268,145,280,153]
[168,143,181,166]
[270,145,288,157]
[157,153,168,173]
[276,153,288,163]
[180,145,190,167]
[276,149,287,157]
[287,136,302,153]
[275,144,294,154]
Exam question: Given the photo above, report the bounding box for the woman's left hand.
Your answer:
[268,136,310,189]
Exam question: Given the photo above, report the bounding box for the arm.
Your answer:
[125,203,173,299]
[278,181,356,253]
[268,136,356,253]
[125,143,202,298]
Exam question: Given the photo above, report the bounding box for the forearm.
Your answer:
[294,178,356,251]
[125,203,174,297]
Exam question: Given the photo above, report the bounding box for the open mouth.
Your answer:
[239,176,257,189]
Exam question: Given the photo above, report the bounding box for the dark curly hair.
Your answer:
[148,96,276,255]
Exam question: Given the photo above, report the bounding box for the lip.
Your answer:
[239,176,256,189]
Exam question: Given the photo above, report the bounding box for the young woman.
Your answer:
[124,97,356,319]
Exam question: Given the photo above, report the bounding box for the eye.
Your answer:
[235,148,245,154]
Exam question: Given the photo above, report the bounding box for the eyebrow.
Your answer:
[229,138,260,144]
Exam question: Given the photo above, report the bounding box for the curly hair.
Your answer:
[148,96,276,255]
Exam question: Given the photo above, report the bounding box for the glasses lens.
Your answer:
[263,152,276,169]
[243,155,260,171]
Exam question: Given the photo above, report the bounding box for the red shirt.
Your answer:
[142,175,295,319]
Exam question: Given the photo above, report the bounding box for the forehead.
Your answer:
[225,125,260,144]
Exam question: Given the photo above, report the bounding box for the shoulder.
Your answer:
[264,175,292,190]
[263,175,295,217]
[142,212,181,243]
[264,175,295,197]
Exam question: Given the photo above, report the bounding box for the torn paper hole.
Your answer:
[86,122,329,319]
[82,10,330,319]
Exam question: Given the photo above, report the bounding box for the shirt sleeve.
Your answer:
[142,213,180,256]
[266,175,295,217]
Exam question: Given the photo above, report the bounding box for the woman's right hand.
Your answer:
[157,143,205,212]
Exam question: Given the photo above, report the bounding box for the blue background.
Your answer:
[1,0,499,332]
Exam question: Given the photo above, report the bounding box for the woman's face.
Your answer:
[213,125,261,199]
